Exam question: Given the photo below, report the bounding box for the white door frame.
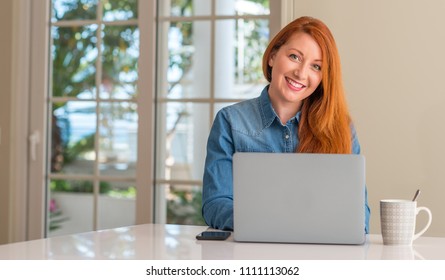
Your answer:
[9,0,49,242]
[27,0,50,240]
[9,0,32,243]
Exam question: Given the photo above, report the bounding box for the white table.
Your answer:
[0,224,444,260]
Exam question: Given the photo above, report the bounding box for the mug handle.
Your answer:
[413,207,432,241]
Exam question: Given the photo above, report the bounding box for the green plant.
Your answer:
[166,188,206,226]
[50,179,112,193]
[107,186,136,198]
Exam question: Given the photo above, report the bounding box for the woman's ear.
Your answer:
[268,53,275,67]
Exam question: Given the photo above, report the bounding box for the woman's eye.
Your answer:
[313,64,321,71]
[290,54,301,62]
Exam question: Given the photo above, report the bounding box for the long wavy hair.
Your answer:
[262,16,352,154]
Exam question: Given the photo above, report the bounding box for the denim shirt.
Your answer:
[202,86,370,233]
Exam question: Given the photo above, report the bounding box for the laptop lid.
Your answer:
[233,152,366,245]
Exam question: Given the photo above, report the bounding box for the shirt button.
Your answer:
[285,134,289,139]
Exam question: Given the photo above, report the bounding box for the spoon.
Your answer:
[412,189,421,202]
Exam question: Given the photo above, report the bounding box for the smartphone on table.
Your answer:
[196,231,231,241]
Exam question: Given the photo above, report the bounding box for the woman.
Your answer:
[202,16,370,233]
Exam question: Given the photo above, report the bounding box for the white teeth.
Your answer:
[287,77,304,88]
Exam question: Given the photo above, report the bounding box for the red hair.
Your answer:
[262,16,352,154]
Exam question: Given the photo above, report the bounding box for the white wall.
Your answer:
[293,0,445,236]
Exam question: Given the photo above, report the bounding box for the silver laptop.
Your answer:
[233,152,366,245]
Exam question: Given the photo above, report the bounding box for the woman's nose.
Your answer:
[294,64,308,80]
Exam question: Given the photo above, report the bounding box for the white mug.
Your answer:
[380,199,432,246]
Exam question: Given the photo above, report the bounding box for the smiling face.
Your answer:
[267,32,323,111]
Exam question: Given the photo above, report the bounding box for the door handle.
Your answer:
[29,130,40,161]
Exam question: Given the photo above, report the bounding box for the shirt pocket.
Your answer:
[232,130,275,153]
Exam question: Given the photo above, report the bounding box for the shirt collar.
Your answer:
[259,86,302,127]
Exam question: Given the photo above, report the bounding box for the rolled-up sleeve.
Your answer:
[202,109,235,230]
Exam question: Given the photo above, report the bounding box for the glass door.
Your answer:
[46,0,154,237]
